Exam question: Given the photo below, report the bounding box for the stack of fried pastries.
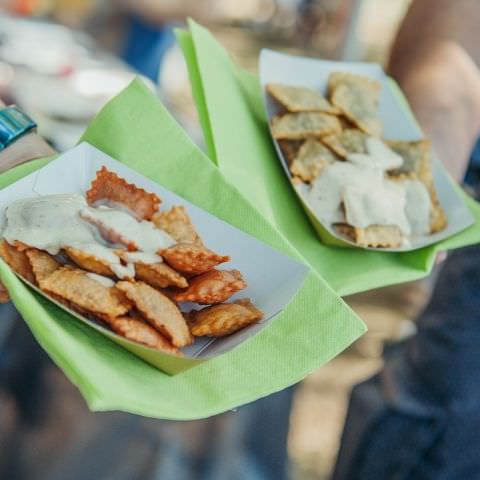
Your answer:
[0,167,263,356]
[267,72,447,248]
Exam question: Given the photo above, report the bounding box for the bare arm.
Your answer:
[0,98,54,175]
[0,99,55,303]
[388,0,480,182]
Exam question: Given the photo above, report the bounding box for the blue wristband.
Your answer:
[0,106,37,150]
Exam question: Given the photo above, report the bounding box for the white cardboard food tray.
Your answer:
[259,49,475,252]
[0,142,309,374]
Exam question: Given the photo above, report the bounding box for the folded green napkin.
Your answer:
[178,21,480,296]
[0,79,365,419]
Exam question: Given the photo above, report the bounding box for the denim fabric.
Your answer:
[122,16,175,83]
[333,228,480,478]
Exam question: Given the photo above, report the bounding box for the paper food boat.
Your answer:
[259,49,475,252]
[0,143,309,375]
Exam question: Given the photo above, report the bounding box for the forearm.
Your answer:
[388,0,480,182]
[0,98,54,174]
[0,100,55,302]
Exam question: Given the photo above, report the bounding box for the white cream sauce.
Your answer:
[405,179,432,236]
[120,251,163,265]
[80,206,175,252]
[2,193,175,279]
[86,272,115,288]
[92,200,138,218]
[343,178,410,234]
[300,137,432,239]
[67,241,134,279]
[4,194,96,254]
[359,137,404,170]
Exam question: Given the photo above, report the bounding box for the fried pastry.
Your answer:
[335,224,403,248]
[99,313,180,354]
[321,128,368,158]
[152,206,203,246]
[0,240,35,284]
[172,269,246,305]
[135,261,187,289]
[115,250,188,289]
[277,139,304,165]
[290,138,339,182]
[331,83,382,137]
[64,246,114,277]
[86,166,160,220]
[116,281,193,348]
[160,243,229,276]
[189,299,263,337]
[387,139,432,184]
[271,112,342,140]
[25,249,61,284]
[40,267,131,317]
[267,83,340,114]
[327,72,381,96]
[387,139,447,233]
[10,240,30,251]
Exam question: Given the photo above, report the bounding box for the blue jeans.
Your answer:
[333,243,480,479]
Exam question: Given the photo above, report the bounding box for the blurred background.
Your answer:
[0,1,429,479]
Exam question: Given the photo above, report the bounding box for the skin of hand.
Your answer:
[388,0,480,183]
[0,98,54,302]
[388,0,480,265]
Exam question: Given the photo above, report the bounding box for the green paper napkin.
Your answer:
[0,79,365,419]
[178,21,480,296]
